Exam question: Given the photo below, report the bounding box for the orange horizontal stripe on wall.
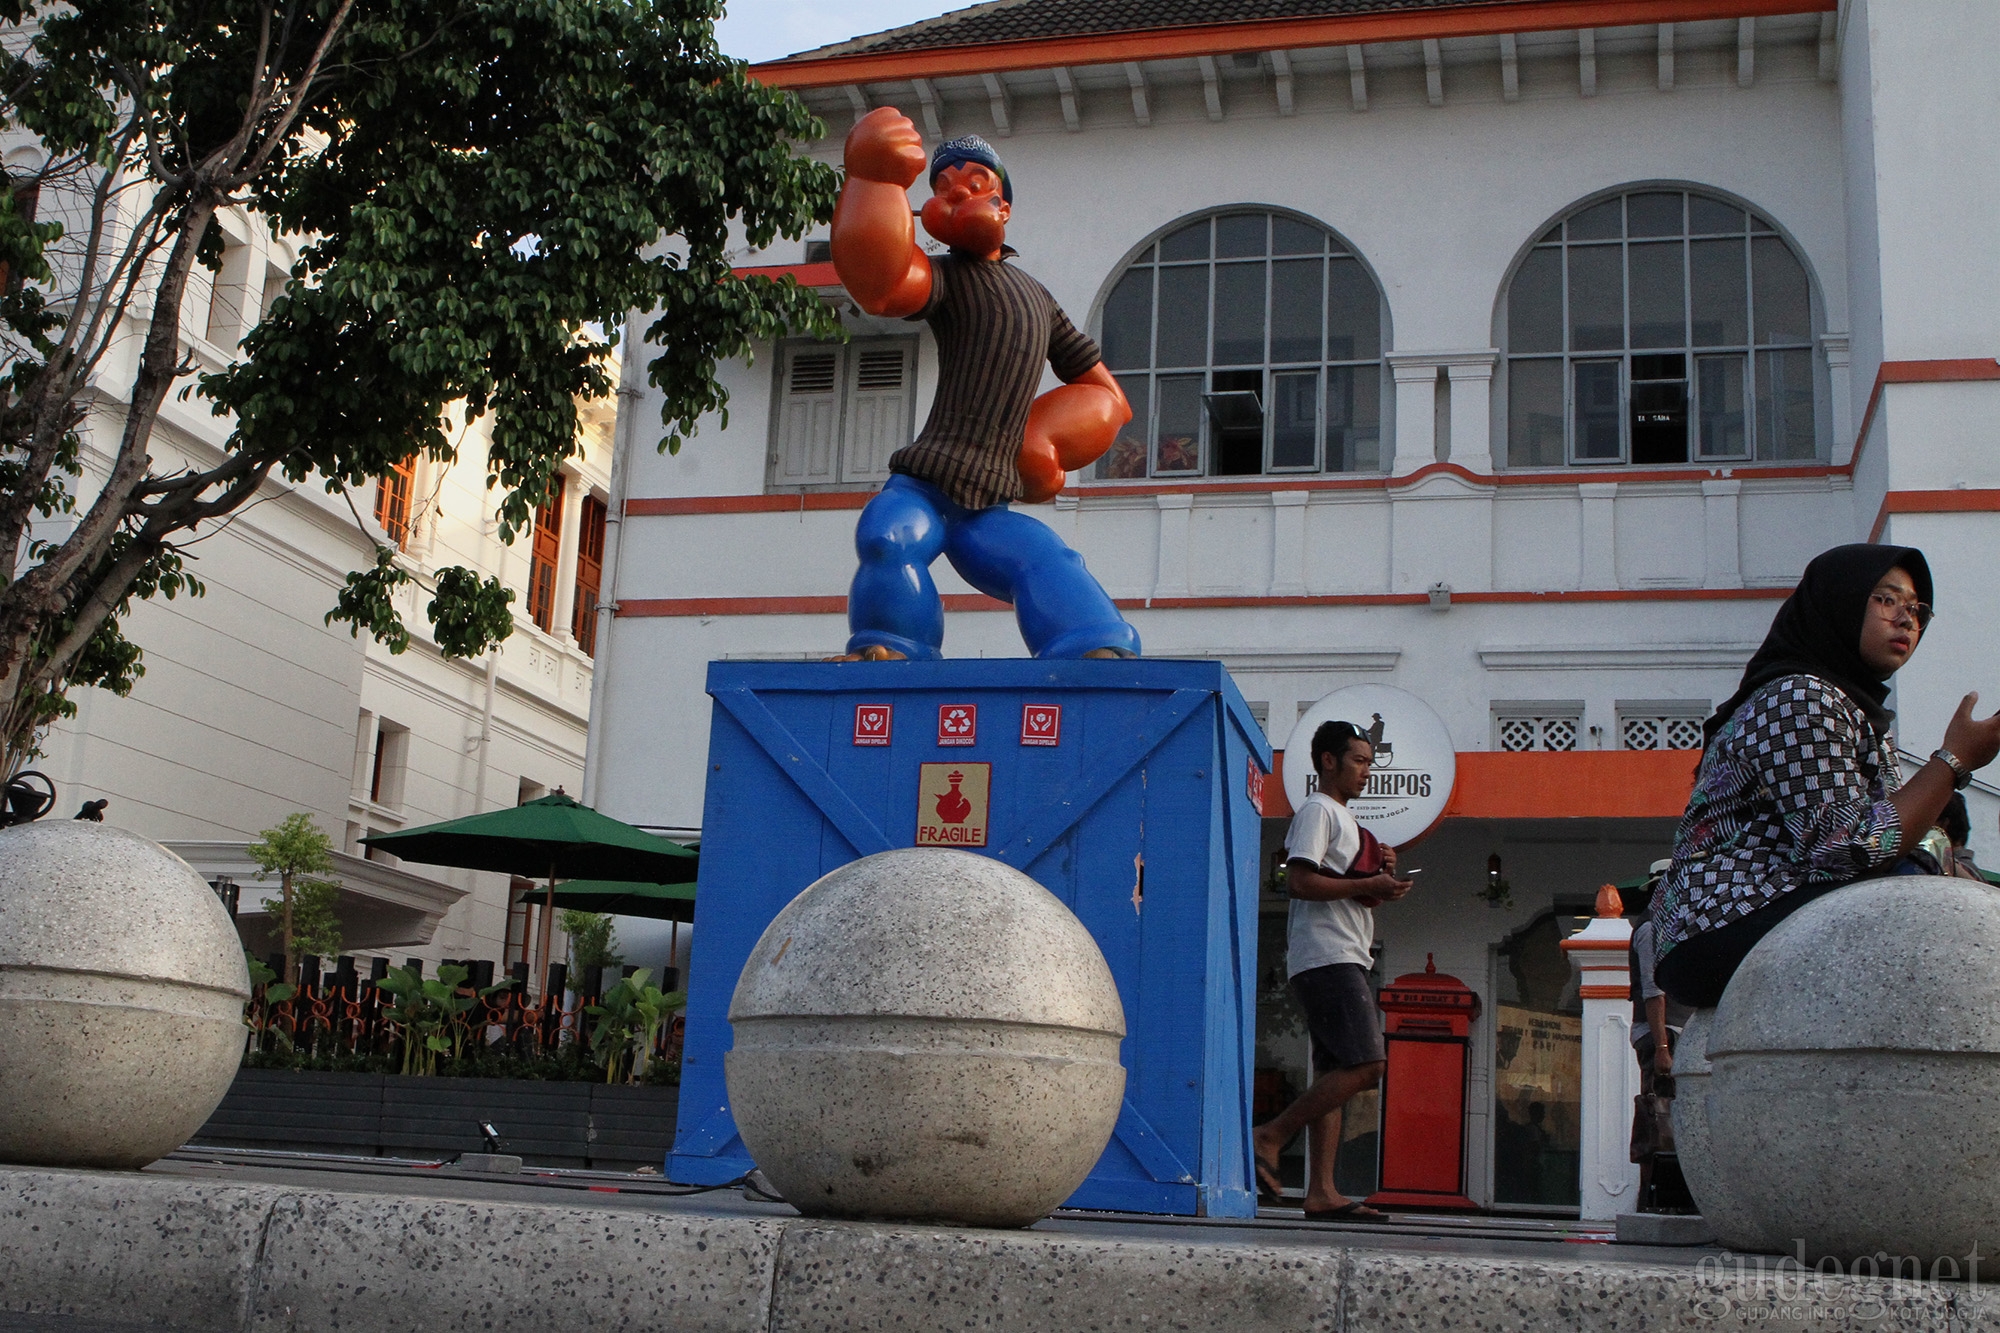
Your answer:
[731,261,841,286]
[749,0,1832,88]
[1867,488,2000,543]
[1444,750,1697,820]
[612,586,1788,620]
[1262,748,1695,821]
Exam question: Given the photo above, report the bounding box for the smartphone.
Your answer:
[1401,868,1423,877]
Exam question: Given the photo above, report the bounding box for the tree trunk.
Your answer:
[281,868,295,982]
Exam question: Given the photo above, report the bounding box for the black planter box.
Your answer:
[190,1068,679,1170]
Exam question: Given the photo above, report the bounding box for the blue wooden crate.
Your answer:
[667,658,1271,1217]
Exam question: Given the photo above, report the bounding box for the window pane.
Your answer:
[1690,238,1748,347]
[1696,354,1747,458]
[1212,262,1266,365]
[1538,223,1562,244]
[1216,213,1268,258]
[1572,360,1622,460]
[1271,216,1324,256]
[1752,237,1811,345]
[1269,370,1319,469]
[1569,198,1622,241]
[1630,355,1688,465]
[1507,359,1565,468]
[1627,241,1686,349]
[1156,265,1209,368]
[1689,197,1744,234]
[1095,376,1152,478]
[1327,364,1382,472]
[1159,220,1210,262]
[1751,214,1777,234]
[1756,348,1816,459]
[1269,258,1323,363]
[1568,245,1624,351]
[1155,374,1204,474]
[1100,268,1153,371]
[1626,192,1683,238]
[1508,248,1563,354]
[1326,258,1380,361]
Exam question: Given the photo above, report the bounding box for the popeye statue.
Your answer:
[829,108,1141,661]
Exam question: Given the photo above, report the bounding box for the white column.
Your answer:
[1152,493,1192,599]
[1560,886,1640,1222]
[1269,490,1308,596]
[1446,354,1499,473]
[1820,333,1854,465]
[1389,360,1438,475]
[1579,482,1618,590]
[1701,478,1743,589]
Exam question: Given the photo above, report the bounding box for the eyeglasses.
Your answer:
[1868,590,1934,630]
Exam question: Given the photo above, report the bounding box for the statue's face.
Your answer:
[920,163,1010,257]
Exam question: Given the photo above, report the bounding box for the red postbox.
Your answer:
[1367,954,1481,1211]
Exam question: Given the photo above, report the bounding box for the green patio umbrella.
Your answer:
[361,792,697,985]
[530,878,698,924]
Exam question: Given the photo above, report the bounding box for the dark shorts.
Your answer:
[1289,962,1386,1071]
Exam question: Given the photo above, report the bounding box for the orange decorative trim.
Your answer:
[750,0,1832,89]
[1579,984,1635,999]
[611,586,1786,621]
[625,493,873,517]
[1868,488,2000,544]
[1445,750,1698,820]
[1849,358,2000,473]
[730,260,841,287]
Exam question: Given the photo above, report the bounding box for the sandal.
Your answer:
[1303,1201,1390,1223]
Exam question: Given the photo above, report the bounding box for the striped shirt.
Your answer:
[891,249,1101,510]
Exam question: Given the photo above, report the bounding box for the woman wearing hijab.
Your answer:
[1651,543,2000,1007]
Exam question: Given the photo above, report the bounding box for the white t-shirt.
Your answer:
[1284,791,1374,975]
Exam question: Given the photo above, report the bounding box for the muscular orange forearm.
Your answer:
[1018,365,1131,503]
[831,109,931,318]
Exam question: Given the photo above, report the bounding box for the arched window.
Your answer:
[1094,210,1387,480]
[1502,188,1818,468]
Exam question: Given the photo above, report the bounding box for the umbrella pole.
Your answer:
[537,864,556,1001]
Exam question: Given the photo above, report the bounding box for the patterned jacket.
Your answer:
[1652,674,1903,957]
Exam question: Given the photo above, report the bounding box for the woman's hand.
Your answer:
[1942,692,2000,772]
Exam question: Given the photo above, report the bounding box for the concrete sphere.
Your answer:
[0,822,251,1168]
[1708,876,2000,1269]
[726,848,1126,1228]
[1669,1009,1779,1253]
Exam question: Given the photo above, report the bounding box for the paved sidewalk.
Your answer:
[0,1155,1973,1332]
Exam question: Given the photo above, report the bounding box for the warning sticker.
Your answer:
[853,703,892,746]
[1019,703,1062,747]
[916,762,991,847]
[937,703,978,746]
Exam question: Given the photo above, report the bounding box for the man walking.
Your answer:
[1253,719,1414,1221]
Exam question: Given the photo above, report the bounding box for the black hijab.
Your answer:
[1703,543,1932,747]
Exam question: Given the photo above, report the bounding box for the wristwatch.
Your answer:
[1933,748,1974,790]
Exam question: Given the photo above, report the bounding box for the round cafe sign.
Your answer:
[1282,684,1456,847]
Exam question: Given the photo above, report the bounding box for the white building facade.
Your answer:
[589,0,2000,1209]
[30,197,614,977]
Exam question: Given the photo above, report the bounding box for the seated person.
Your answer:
[1652,544,2000,1007]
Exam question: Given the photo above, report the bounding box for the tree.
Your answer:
[561,908,620,970]
[0,0,839,773]
[247,810,338,980]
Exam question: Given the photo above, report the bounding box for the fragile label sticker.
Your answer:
[1247,756,1267,811]
[917,762,990,847]
[1020,704,1062,747]
[936,703,978,746]
[853,703,892,746]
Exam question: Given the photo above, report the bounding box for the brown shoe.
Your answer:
[822,644,908,663]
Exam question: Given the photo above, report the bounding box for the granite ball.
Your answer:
[725,848,1126,1228]
[1707,875,2000,1270]
[1669,1008,1779,1253]
[0,821,252,1168]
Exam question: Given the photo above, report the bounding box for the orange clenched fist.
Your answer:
[1018,367,1132,504]
[844,108,927,188]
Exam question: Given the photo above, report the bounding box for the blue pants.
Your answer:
[847,474,1140,660]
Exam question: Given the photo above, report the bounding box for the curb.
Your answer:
[0,1167,1974,1332]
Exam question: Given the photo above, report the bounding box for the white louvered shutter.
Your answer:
[838,344,913,483]
[774,346,841,485]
